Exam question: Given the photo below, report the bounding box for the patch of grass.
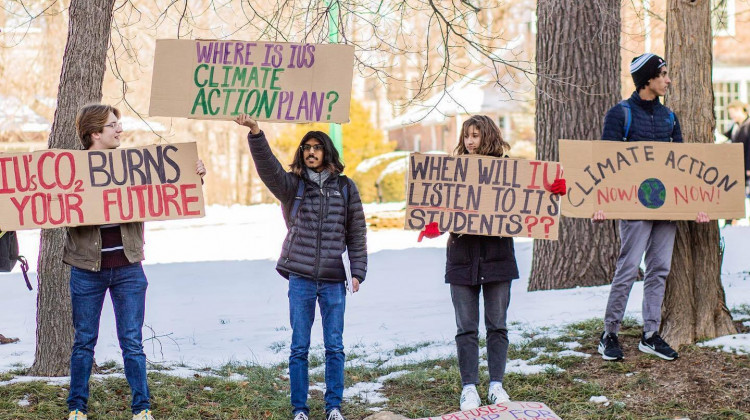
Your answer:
[1,318,748,419]
[393,341,433,357]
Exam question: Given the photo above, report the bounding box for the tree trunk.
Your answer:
[529,0,621,290]
[661,0,736,347]
[29,0,116,377]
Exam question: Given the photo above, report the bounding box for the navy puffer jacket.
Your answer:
[248,131,367,283]
[601,91,682,142]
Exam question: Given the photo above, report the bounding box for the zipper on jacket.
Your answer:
[284,228,297,263]
[313,186,325,278]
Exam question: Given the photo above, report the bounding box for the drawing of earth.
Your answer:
[637,178,666,209]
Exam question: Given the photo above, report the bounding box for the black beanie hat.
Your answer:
[630,53,666,91]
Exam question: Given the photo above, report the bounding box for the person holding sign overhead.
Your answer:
[66,104,206,420]
[595,54,709,362]
[421,115,565,411]
[235,114,367,420]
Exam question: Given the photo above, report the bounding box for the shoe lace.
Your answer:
[294,413,309,420]
[327,409,345,420]
[606,333,621,348]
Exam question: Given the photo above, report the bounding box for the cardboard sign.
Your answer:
[405,153,562,240]
[559,140,746,219]
[0,143,205,230]
[414,402,561,420]
[148,39,354,123]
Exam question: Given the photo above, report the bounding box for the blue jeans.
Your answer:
[288,274,346,415]
[67,263,150,415]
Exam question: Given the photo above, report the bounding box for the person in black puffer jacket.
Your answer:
[235,115,366,420]
[595,53,709,364]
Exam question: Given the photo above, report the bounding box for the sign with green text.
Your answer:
[148,39,354,123]
[559,140,746,219]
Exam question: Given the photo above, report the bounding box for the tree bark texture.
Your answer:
[29,0,116,377]
[529,0,621,290]
[661,0,736,347]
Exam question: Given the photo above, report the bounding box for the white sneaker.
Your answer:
[459,385,481,411]
[326,408,346,420]
[293,412,309,420]
[488,382,510,404]
[133,409,155,420]
[68,410,87,420]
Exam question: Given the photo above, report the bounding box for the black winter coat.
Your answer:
[445,233,519,286]
[601,91,683,143]
[248,132,368,282]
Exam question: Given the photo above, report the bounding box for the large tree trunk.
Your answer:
[529,0,621,290]
[29,0,116,377]
[661,0,736,347]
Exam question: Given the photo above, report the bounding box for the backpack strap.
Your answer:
[668,111,675,142]
[286,178,306,228]
[620,100,632,141]
[338,175,350,233]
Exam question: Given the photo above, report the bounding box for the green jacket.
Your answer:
[63,223,145,271]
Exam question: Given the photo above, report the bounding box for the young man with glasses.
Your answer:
[66,104,206,420]
[594,53,710,362]
[235,115,367,420]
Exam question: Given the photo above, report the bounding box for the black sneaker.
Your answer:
[598,331,624,361]
[638,332,678,360]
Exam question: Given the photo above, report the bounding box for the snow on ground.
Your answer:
[1,204,749,378]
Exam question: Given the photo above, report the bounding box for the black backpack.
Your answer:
[0,231,32,290]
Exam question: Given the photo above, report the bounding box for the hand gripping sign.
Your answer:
[0,143,205,230]
[149,39,355,123]
[405,153,563,240]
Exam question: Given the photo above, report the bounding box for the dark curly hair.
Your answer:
[290,131,345,176]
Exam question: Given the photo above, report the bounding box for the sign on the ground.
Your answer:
[0,143,205,230]
[405,153,563,240]
[149,39,354,123]
[414,402,562,420]
[559,140,746,219]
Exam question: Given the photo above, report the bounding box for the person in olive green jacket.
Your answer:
[65,104,206,420]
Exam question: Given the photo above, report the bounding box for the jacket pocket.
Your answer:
[283,227,298,262]
[446,234,471,265]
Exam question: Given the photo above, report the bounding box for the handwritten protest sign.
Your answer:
[405,153,562,240]
[0,143,205,231]
[559,140,746,219]
[414,402,561,420]
[148,39,354,123]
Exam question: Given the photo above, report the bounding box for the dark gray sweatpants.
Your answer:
[604,220,676,335]
[450,281,511,386]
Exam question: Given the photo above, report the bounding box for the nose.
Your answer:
[665,76,671,85]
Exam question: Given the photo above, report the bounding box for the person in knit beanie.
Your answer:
[595,54,711,364]
[630,53,667,91]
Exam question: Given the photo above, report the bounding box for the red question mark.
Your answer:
[524,215,539,237]
[539,216,555,238]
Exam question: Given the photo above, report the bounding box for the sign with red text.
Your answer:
[405,153,562,240]
[414,402,561,420]
[148,39,354,123]
[0,143,205,230]
[559,140,746,219]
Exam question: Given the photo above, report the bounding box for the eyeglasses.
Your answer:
[300,144,324,152]
[103,121,122,129]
